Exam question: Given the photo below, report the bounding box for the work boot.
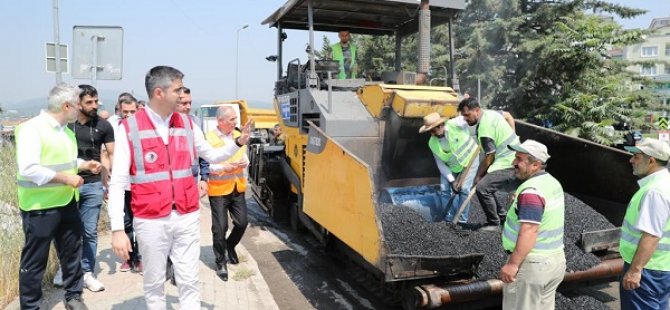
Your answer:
[53,268,64,287]
[119,260,132,272]
[83,272,105,292]
[227,246,239,265]
[64,296,89,310]
[216,262,228,282]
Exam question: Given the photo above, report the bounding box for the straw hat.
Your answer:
[419,112,447,133]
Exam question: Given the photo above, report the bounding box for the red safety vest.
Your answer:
[122,109,198,218]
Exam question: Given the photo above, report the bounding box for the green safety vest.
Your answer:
[619,170,670,271]
[502,173,565,255]
[477,110,519,172]
[15,118,79,211]
[428,120,478,173]
[331,43,357,79]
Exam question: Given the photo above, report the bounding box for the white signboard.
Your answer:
[45,43,68,73]
[72,26,123,80]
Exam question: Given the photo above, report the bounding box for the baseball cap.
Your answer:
[624,138,670,161]
[507,139,550,163]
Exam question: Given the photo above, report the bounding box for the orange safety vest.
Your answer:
[122,109,199,218]
[206,129,247,196]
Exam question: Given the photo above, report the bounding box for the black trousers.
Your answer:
[209,190,248,265]
[123,190,141,262]
[475,168,521,225]
[19,198,83,309]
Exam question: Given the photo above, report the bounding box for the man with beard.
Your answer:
[16,84,102,310]
[458,97,520,231]
[500,139,565,309]
[67,84,115,292]
[620,139,670,310]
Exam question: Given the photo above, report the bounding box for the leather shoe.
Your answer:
[477,224,501,232]
[227,247,239,265]
[216,263,228,281]
[64,296,88,310]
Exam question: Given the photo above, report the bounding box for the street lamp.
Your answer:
[236,24,249,99]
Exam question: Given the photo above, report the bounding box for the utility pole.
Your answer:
[235,24,249,99]
[52,0,62,84]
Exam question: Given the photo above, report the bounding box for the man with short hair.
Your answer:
[419,112,479,223]
[331,28,358,79]
[458,97,520,231]
[16,84,102,310]
[271,123,285,145]
[68,84,115,292]
[500,139,565,310]
[620,138,670,310]
[206,106,249,281]
[108,66,252,309]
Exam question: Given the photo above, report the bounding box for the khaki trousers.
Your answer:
[503,252,566,310]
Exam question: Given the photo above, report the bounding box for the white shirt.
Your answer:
[635,168,670,238]
[16,111,80,186]
[107,106,241,231]
[208,127,249,173]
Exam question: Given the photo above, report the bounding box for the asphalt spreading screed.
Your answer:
[380,191,616,308]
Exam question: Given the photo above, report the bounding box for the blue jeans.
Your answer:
[620,262,670,310]
[443,159,479,223]
[78,181,104,273]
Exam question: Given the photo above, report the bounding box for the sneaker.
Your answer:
[64,296,89,310]
[83,272,105,292]
[53,268,64,287]
[119,261,132,272]
[132,260,143,274]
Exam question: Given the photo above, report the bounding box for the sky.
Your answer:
[0,0,667,110]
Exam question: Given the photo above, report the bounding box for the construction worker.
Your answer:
[620,138,670,310]
[419,112,479,223]
[500,139,565,310]
[271,123,285,145]
[107,66,252,309]
[331,28,358,79]
[16,84,102,310]
[206,106,249,281]
[458,97,520,231]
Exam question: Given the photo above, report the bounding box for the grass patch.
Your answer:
[232,267,255,281]
[0,140,58,308]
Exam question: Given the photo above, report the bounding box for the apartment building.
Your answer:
[624,17,670,103]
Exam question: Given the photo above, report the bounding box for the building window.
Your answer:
[666,43,670,56]
[641,65,657,76]
[642,46,658,57]
[665,66,670,75]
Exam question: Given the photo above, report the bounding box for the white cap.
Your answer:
[507,139,550,163]
[624,138,670,161]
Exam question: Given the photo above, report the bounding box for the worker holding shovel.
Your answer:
[419,112,479,223]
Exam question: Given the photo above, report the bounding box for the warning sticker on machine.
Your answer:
[278,95,290,120]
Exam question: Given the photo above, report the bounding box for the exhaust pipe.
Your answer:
[406,258,623,309]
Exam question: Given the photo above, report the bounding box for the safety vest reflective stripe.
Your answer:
[17,160,79,188]
[127,116,147,176]
[504,221,564,239]
[495,134,517,158]
[622,220,670,239]
[179,113,196,166]
[620,228,670,252]
[210,172,245,181]
[502,228,565,250]
[129,168,192,184]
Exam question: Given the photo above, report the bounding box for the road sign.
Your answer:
[72,26,123,80]
[45,43,68,73]
[659,130,670,143]
[659,117,668,130]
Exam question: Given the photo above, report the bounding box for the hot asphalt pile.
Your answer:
[555,292,611,310]
[381,192,616,280]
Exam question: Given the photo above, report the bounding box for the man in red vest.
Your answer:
[107,66,252,309]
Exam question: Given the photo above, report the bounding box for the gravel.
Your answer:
[380,191,617,279]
